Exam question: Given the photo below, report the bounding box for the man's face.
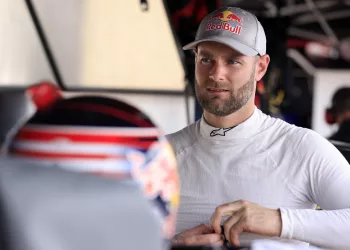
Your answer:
[194,42,259,116]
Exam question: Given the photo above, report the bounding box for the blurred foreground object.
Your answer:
[1,81,179,249]
[0,157,162,250]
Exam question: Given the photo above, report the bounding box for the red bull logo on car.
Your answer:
[206,10,243,35]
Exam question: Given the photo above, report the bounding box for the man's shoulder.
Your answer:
[166,121,199,155]
[263,118,348,166]
[260,113,328,149]
[289,126,328,146]
[258,112,305,139]
[283,124,343,158]
[271,119,323,146]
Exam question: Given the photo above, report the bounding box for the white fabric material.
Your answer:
[252,239,321,250]
[166,108,350,249]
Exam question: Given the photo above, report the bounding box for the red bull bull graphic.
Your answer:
[206,10,243,35]
[226,13,242,24]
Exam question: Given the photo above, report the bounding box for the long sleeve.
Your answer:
[280,130,350,249]
[280,208,350,249]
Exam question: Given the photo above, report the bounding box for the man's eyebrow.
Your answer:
[198,50,244,59]
[227,51,244,58]
[198,50,214,58]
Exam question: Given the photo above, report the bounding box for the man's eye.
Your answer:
[201,58,211,64]
[228,59,239,65]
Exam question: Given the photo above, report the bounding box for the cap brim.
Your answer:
[183,37,259,56]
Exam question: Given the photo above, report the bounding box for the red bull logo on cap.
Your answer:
[206,10,242,35]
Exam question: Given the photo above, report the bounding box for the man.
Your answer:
[166,6,350,249]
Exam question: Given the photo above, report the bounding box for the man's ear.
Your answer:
[193,48,198,57]
[193,48,199,64]
[255,55,270,82]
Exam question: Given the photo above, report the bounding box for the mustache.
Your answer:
[203,81,230,89]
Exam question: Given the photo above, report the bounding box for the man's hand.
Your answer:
[210,200,282,247]
[172,224,223,246]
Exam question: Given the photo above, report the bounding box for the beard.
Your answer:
[195,67,256,117]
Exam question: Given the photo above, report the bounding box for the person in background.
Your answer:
[327,87,350,142]
[326,87,350,162]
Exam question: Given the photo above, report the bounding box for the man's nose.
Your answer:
[209,62,226,82]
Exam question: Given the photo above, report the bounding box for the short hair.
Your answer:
[331,87,350,115]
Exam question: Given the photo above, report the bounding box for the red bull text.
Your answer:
[206,22,242,35]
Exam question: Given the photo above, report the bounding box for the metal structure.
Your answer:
[224,0,349,42]
[24,0,66,90]
[223,0,350,73]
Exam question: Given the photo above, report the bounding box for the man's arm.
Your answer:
[280,208,350,249]
[210,129,350,249]
[280,130,350,249]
